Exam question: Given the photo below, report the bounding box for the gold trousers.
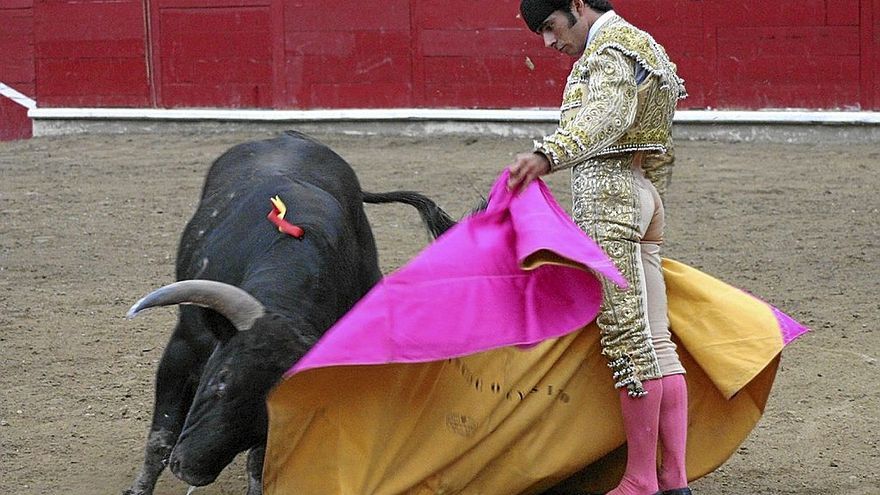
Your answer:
[571,154,684,396]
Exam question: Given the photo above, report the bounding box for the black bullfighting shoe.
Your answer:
[662,488,692,495]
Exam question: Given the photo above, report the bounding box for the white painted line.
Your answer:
[0,82,37,110]
[26,107,880,125]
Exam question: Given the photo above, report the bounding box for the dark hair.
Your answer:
[520,0,613,32]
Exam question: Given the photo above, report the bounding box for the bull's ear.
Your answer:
[202,309,239,343]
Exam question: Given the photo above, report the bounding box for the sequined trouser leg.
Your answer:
[571,155,663,396]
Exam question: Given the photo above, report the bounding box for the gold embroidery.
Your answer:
[571,156,662,395]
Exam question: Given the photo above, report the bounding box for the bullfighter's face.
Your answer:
[538,8,590,57]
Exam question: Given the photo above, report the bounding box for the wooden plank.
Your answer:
[0,0,33,9]
[161,31,271,58]
[154,4,273,108]
[284,31,411,82]
[33,1,147,107]
[146,0,160,107]
[0,37,32,58]
[163,57,271,83]
[705,1,826,26]
[159,6,269,31]
[717,26,860,57]
[715,53,860,108]
[828,0,860,25]
[410,0,425,106]
[419,0,525,29]
[34,1,145,40]
[0,58,35,84]
[306,82,414,108]
[282,52,410,85]
[0,66,35,85]
[0,95,32,141]
[284,0,410,31]
[161,82,273,107]
[616,0,704,28]
[420,28,542,57]
[422,55,567,108]
[716,54,859,83]
[866,0,879,109]
[0,3,35,93]
[715,81,860,109]
[157,0,269,7]
[423,55,564,86]
[283,56,414,108]
[38,93,151,107]
[270,0,287,108]
[37,39,144,58]
[36,58,148,96]
[0,8,32,36]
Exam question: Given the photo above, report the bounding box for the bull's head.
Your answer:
[128,281,306,487]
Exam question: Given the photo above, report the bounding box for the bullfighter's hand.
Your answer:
[507,152,551,193]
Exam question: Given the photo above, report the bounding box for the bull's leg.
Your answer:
[123,428,176,495]
[246,444,266,495]
[124,334,205,495]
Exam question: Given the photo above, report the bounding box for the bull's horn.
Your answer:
[127,280,265,331]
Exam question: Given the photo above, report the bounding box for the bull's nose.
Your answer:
[168,455,181,475]
[167,449,216,487]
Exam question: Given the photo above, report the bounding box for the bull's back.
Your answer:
[200,131,361,206]
[175,131,381,313]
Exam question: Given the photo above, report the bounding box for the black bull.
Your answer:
[123,131,455,495]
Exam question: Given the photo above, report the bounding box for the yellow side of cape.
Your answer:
[263,259,785,494]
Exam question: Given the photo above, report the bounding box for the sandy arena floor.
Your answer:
[1,131,878,494]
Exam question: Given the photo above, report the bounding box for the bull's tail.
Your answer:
[362,191,457,239]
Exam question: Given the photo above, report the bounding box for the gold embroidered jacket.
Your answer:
[534,15,686,198]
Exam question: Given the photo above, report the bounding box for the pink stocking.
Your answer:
[658,373,689,490]
[607,379,662,495]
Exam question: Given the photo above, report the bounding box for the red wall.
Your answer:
[150,0,276,108]
[3,0,879,126]
[34,0,150,107]
[620,0,873,110]
[0,0,34,139]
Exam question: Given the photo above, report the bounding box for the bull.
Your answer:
[123,131,454,495]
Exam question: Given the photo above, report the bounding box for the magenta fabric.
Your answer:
[772,306,808,345]
[286,171,625,377]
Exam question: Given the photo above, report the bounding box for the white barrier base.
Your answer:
[27,107,880,143]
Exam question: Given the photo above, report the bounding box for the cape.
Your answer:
[263,172,808,495]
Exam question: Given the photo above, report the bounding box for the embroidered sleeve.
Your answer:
[536,48,639,171]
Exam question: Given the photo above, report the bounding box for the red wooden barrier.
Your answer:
[0,1,34,140]
[33,0,149,107]
[9,0,880,114]
[0,92,31,140]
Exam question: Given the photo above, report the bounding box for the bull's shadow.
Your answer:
[123,131,455,495]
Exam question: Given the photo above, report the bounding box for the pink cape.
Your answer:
[287,171,626,376]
